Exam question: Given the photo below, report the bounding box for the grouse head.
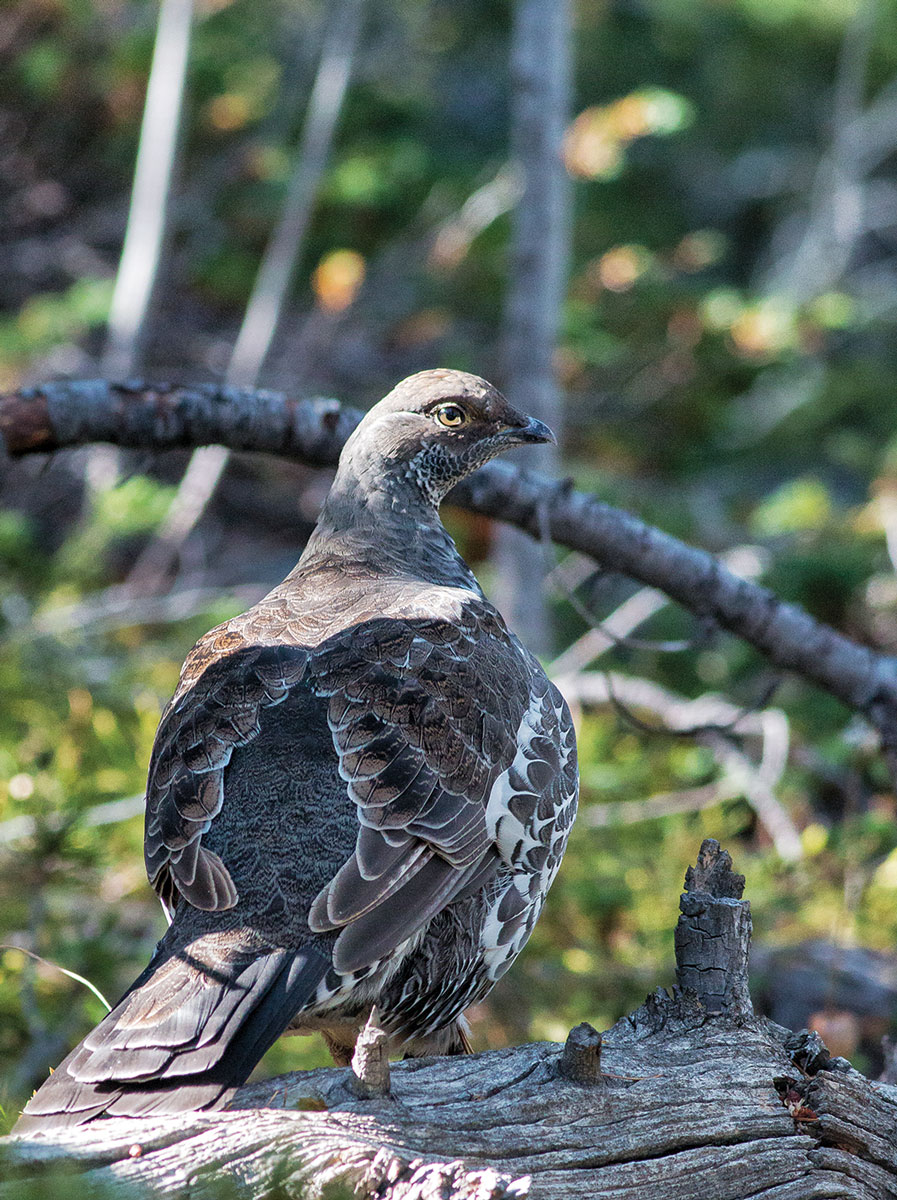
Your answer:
[336,368,555,508]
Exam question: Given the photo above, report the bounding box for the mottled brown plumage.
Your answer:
[15,369,578,1133]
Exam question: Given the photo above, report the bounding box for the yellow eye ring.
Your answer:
[435,403,468,428]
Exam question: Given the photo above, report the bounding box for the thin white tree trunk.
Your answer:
[85,0,194,494]
[493,0,571,655]
[126,0,365,592]
[101,0,194,379]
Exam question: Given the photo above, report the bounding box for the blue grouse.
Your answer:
[15,369,579,1131]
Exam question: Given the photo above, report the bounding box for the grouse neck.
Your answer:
[296,462,480,593]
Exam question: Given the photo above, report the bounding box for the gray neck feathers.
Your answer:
[295,424,479,593]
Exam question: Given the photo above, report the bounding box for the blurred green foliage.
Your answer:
[3,0,897,1135]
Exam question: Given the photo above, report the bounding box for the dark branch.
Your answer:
[3,379,897,750]
[0,380,359,465]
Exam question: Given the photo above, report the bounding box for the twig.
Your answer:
[703,733,802,861]
[584,781,732,827]
[599,670,781,741]
[763,0,879,302]
[548,544,767,676]
[0,947,111,1013]
[23,582,263,640]
[551,584,701,669]
[0,794,145,848]
[429,164,523,270]
[553,672,773,740]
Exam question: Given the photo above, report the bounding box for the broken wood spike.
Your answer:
[559,1022,603,1085]
[783,1028,851,1078]
[675,839,753,1020]
[351,1005,391,1099]
[683,837,745,899]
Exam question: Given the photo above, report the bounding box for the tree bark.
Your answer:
[3,840,896,1199]
[3,379,897,753]
[493,0,570,654]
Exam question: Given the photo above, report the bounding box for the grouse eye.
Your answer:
[434,403,468,428]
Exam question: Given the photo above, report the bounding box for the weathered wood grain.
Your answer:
[3,841,896,1199]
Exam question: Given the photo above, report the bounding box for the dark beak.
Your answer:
[503,414,557,446]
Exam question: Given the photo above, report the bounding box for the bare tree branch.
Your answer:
[547,544,769,677]
[0,793,146,849]
[429,164,523,270]
[23,582,264,640]
[2,379,897,753]
[582,780,732,826]
[547,548,762,675]
[555,670,801,858]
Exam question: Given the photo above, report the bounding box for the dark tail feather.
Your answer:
[12,942,330,1134]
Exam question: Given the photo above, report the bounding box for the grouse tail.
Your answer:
[12,939,330,1134]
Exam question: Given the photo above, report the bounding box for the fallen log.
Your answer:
[3,839,896,1199]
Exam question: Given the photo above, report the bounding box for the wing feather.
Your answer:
[306,601,537,969]
[330,853,499,975]
[144,644,308,911]
[142,597,573,982]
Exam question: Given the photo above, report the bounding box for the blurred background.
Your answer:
[4,0,897,1129]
